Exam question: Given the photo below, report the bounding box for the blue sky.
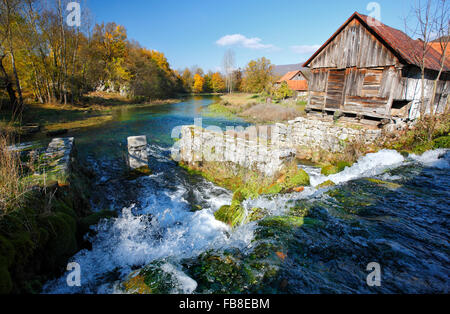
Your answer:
[87,0,412,72]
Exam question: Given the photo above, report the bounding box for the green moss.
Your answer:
[185,251,258,294]
[79,210,117,236]
[336,161,352,172]
[0,236,15,268]
[122,261,181,294]
[41,212,78,268]
[433,135,450,149]
[258,216,322,229]
[214,203,246,228]
[321,164,338,176]
[366,178,402,189]
[0,266,12,294]
[232,187,258,202]
[141,262,178,294]
[321,161,351,176]
[284,168,310,187]
[190,205,202,212]
[317,180,336,189]
[262,183,283,195]
[246,208,268,223]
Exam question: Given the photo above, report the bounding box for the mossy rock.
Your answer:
[284,168,310,188]
[190,205,202,212]
[185,251,257,294]
[327,185,375,215]
[40,212,78,269]
[321,161,351,176]
[214,202,246,227]
[321,165,339,176]
[246,208,268,223]
[122,261,188,294]
[366,178,402,190]
[122,272,153,294]
[258,216,322,229]
[78,210,118,236]
[317,180,336,189]
[261,183,283,195]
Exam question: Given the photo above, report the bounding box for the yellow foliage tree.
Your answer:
[211,72,226,92]
[193,74,205,93]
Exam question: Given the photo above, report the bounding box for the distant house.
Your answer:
[303,12,450,120]
[275,70,309,96]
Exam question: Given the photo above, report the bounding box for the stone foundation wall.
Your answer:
[274,117,382,152]
[176,117,383,176]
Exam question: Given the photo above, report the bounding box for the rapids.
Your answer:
[41,96,449,294]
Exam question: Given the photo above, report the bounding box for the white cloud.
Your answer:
[216,34,277,50]
[291,45,321,55]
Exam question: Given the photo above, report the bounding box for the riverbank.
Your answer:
[205,93,307,124]
[0,92,181,139]
[27,95,448,294]
[0,137,115,293]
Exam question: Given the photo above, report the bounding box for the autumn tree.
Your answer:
[242,57,274,93]
[211,72,226,92]
[181,68,193,92]
[0,0,183,112]
[193,73,205,93]
[92,22,130,91]
[0,0,24,114]
[273,81,293,100]
[232,69,243,92]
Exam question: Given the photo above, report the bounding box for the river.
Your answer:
[42,96,449,294]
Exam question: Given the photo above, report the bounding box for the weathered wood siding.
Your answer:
[309,19,399,70]
[308,66,398,117]
[306,17,449,119]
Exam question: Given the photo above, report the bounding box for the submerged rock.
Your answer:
[121,261,196,294]
[317,180,336,189]
[366,178,402,190]
[214,202,246,228]
[321,161,352,176]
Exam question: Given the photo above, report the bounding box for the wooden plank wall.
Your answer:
[306,18,449,119]
[309,19,399,69]
[309,67,396,117]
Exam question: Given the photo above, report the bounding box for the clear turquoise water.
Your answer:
[43,96,449,294]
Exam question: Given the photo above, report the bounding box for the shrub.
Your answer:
[0,133,31,216]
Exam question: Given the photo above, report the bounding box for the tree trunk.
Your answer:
[0,54,17,107]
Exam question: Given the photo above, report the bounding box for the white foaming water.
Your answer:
[410,149,449,169]
[246,150,406,216]
[43,171,250,294]
[43,146,445,294]
[310,150,405,187]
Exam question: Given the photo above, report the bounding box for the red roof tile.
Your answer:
[277,70,301,83]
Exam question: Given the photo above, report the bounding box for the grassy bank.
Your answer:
[382,114,450,154]
[206,93,307,124]
[0,92,181,139]
[0,134,116,293]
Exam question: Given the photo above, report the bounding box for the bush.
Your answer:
[0,133,32,216]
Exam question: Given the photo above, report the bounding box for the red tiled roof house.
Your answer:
[275,70,309,96]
